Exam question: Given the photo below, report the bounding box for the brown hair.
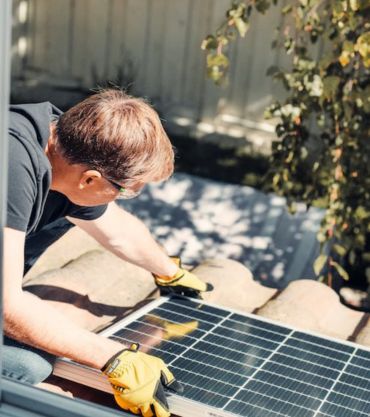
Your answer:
[55,89,174,183]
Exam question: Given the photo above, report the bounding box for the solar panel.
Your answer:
[54,296,370,417]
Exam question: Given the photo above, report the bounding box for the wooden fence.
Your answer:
[10,0,322,143]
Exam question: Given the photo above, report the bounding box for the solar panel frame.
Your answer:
[53,296,370,417]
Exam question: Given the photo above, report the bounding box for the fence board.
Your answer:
[47,0,73,78]
[118,0,150,95]
[143,0,166,101]
[159,0,191,110]
[11,0,22,77]
[70,0,89,84]
[222,17,255,121]
[199,0,230,125]
[85,0,111,85]
[243,6,281,120]
[180,0,209,120]
[271,0,292,104]
[106,0,128,88]
[29,0,48,73]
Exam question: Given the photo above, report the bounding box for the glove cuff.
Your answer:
[101,343,140,374]
[155,269,185,285]
[153,257,182,282]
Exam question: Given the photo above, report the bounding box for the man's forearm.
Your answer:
[5,291,123,369]
[69,203,178,277]
[103,214,178,276]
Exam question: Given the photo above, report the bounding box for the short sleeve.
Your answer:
[67,204,108,221]
[6,135,36,231]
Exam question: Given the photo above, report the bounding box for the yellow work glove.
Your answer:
[153,257,213,299]
[102,343,183,417]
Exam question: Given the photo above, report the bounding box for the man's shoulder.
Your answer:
[8,129,49,179]
[8,103,54,174]
[9,102,61,148]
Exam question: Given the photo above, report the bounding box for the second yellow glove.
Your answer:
[102,343,183,417]
[153,257,213,298]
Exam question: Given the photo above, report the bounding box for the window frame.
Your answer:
[1,378,127,417]
[0,3,127,416]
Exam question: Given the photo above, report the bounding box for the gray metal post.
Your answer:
[0,0,12,400]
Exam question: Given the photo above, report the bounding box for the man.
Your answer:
[4,89,211,417]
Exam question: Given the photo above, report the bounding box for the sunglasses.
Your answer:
[106,178,143,200]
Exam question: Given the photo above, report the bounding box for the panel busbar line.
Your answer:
[53,296,370,417]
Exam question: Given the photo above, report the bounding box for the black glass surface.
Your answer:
[109,297,370,417]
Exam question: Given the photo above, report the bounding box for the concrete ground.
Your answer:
[116,173,324,288]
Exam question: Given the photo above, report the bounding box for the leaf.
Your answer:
[319,56,333,71]
[227,2,246,18]
[339,51,351,67]
[201,35,218,51]
[333,2,343,14]
[355,32,370,68]
[343,40,355,54]
[349,0,360,11]
[255,0,271,14]
[300,147,308,160]
[318,275,326,283]
[282,5,292,14]
[226,30,237,41]
[272,173,280,186]
[331,261,350,281]
[308,74,323,97]
[288,202,297,215]
[354,206,369,220]
[317,231,327,243]
[207,53,229,68]
[285,151,294,163]
[314,254,328,275]
[333,244,347,257]
[234,17,249,37]
[207,65,223,83]
[362,252,370,263]
[348,250,357,266]
[217,35,229,46]
[322,76,340,100]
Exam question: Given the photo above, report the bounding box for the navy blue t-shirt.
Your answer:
[6,102,107,235]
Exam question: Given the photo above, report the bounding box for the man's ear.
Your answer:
[46,124,59,156]
[79,170,102,189]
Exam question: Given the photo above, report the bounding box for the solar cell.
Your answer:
[53,296,370,417]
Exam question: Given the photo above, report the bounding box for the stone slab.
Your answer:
[193,258,276,312]
[257,279,364,341]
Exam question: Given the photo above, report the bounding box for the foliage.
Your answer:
[202,0,370,286]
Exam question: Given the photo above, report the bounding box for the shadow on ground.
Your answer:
[119,173,324,289]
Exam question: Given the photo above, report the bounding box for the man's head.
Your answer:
[48,89,174,206]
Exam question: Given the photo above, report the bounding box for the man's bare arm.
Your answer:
[67,202,178,277]
[3,227,124,369]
